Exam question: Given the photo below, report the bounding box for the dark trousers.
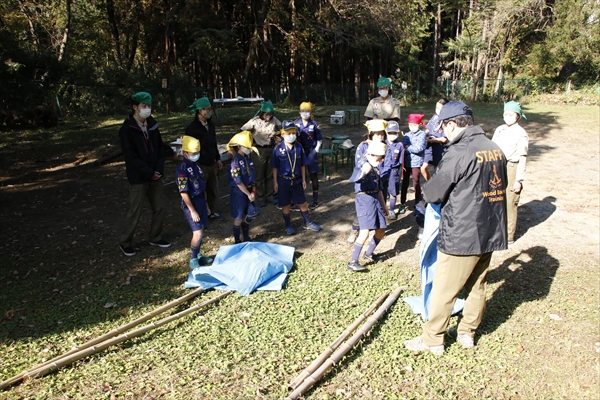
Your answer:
[401,167,422,204]
[199,163,219,214]
[119,180,165,246]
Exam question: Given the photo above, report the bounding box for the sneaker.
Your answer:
[398,204,407,214]
[404,337,444,356]
[447,327,475,349]
[417,227,424,239]
[198,255,213,266]
[285,225,296,235]
[209,213,224,220]
[257,200,266,208]
[189,258,200,269]
[267,198,278,205]
[304,222,321,232]
[363,253,382,263]
[149,240,171,248]
[119,245,136,257]
[276,204,282,210]
[290,204,300,212]
[387,210,397,220]
[310,201,319,210]
[347,260,367,272]
[346,230,358,244]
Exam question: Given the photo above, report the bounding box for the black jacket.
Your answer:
[423,125,508,255]
[119,115,165,185]
[185,117,219,167]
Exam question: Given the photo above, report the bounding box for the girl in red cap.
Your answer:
[400,114,427,212]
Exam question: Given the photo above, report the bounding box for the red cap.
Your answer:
[407,114,425,124]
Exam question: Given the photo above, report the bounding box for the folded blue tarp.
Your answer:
[403,203,465,320]
[184,242,295,296]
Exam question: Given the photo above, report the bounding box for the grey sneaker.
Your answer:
[447,327,475,349]
[404,337,444,356]
[387,210,397,220]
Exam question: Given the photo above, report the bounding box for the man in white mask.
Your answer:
[492,101,529,244]
[118,92,171,256]
[364,77,401,122]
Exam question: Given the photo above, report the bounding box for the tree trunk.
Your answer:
[106,0,122,67]
[18,0,40,52]
[432,1,441,89]
[56,0,72,62]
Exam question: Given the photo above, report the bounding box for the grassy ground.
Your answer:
[0,102,598,399]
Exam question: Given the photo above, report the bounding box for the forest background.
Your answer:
[1,0,599,117]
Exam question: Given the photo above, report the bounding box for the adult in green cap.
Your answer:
[492,100,529,243]
[185,97,224,220]
[240,99,281,207]
[118,91,171,256]
[364,76,400,122]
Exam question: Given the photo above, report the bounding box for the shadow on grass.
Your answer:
[479,246,559,336]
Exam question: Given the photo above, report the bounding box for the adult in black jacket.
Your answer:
[118,92,171,256]
[186,97,223,220]
[405,101,507,355]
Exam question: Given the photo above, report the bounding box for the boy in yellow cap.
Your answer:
[177,136,213,268]
[118,92,170,256]
[227,131,258,243]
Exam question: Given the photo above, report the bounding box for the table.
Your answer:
[212,97,264,118]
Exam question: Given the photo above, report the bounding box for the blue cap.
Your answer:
[244,201,260,224]
[385,120,400,133]
[281,120,297,132]
[437,101,473,122]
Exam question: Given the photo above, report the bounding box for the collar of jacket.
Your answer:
[127,114,159,132]
[446,125,485,147]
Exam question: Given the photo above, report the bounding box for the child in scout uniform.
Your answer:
[422,98,449,180]
[400,114,427,213]
[381,121,404,220]
[347,140,389,272]
[271,120,322,235]
[227,131,258,244]
[347,120,387,244]
[176,136,213,269]
[240,100,282,207]
[294,102,323,209]
[364,77,401,122]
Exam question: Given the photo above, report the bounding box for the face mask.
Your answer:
[300,112,310,120]
[241,147,251,155]
[138,108,151,119]
[188,154,200,162]
[387,134,398,142]
[202,110,212,119]
[368,157,380,167]
[283,134,296,143]
[504,115,518,126]
[378,90,388,98]
[409,126,419,133]
[263,115,272,121]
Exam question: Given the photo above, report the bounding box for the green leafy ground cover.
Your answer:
[0,102,598,399]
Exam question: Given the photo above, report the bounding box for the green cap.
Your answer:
[131,92,152,106]
[260,100,274,113]
[377,77,391,88]
[504,101,526,119]
[188,97,211,113]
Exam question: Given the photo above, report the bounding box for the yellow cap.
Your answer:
[182,136,200,152]
[364,119,388,132]
[299,102,313,111]
[228,130,253,150]
[367,141,387,156]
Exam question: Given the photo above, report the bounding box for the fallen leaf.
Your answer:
[549,313,562,321]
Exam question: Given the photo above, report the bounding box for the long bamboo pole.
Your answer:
[285,287,403,400]
[22,291,231,382]
[0,287,205,391]
[287,290,390,391]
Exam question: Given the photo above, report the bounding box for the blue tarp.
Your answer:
[403,203,465,320]
[184,242,295,296]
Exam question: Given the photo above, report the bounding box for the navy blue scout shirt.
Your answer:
[177,158,207,199]
[294,119,323,148]
[229,153,255,188]
[380,140,404,177]
[353,158,383,193]
[271,142,307,177]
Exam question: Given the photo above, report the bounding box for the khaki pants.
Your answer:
[199,163,219,213]
[119,180,165,247]
[422,251,492,347]
[251,146,274,201]
[506,162,520,242]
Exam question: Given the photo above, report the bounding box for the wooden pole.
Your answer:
[285,287,403,400]
[1,287,205,390]
[22,291,231,382]
[288,290,390,391]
